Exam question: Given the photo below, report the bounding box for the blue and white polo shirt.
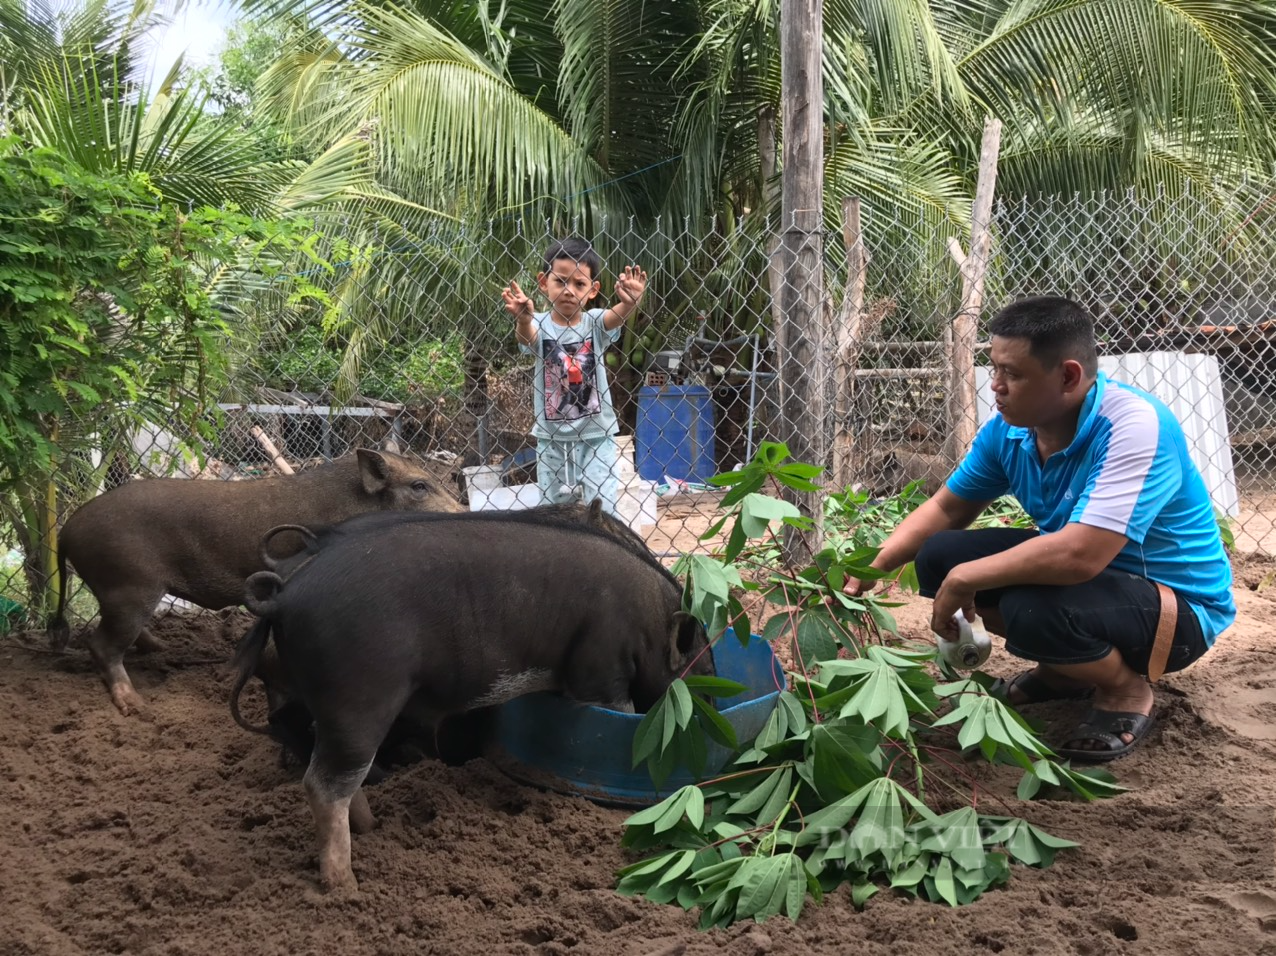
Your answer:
[947,371,1236,645]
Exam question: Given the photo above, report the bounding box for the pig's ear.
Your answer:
[667,611,701,670]
[586,498,604,523]
[357,448,391,494]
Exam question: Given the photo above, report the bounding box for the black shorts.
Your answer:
[914,529,1208,675]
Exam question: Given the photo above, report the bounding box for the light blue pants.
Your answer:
[536,436,619,516]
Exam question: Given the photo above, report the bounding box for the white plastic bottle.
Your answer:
[935,608,992,670]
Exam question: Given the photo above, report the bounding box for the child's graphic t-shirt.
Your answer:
[519,309,621,440]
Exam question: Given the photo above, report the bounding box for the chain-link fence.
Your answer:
[4,180,1275,632]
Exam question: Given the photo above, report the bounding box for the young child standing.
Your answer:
[502,237,647,515]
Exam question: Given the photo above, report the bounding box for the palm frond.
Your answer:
[553,0,699,184]
[258,1,625,227]
[828,0,969,115]
[6,0,286,211]
[954,0,1276,175]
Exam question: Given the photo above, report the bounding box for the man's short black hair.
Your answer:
[988,296,1099,376]
[543,237,602,282]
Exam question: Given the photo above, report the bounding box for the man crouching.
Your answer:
[847,296,1235,762]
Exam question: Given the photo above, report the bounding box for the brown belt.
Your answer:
[1146,582,1178,683]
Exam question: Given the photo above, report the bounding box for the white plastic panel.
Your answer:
[974,351,1239,517]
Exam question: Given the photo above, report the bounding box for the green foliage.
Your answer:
[198,18,293,122]
[824,485,1034,596]
[0,137,318,479]
[0,140,217,476]
[263,325,465,401]
[975,496,1036,532]
[188,15,310,164]
[828,484,1034,554]
[631,674,748,788]
[1,0,289,213]
[0,137,329,615]
[245,0,1276,346]
[825,480,931,552]
[621,444,1123,926]
[1216,509,1236,553]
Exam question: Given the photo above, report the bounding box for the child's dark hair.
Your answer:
[988,296,1099,376]
[543,237,603,282]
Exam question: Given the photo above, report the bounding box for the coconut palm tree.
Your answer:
[0,0,294,210]
[238,0,1276,470]
[247,2,1261,356]
[248,0,1276,317]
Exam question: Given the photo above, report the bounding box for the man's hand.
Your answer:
[930,567,978,639]
[502,280,534,320]
[842,576,877,598]
[614,265,648,307]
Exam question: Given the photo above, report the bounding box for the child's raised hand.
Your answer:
[614,265,648,306]
[502,280,533,319]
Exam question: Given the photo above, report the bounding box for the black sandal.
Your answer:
[988,670,1094,705]
[1055,708,1156,763]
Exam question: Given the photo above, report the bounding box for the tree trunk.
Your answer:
[944,117,1002,466]
[760,105,784,344]
[463,345,491,463]
[831,197,878,493]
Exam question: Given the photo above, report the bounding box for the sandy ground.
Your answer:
[4,522,1276,955]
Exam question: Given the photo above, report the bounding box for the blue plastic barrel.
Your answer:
[635,385,716,483]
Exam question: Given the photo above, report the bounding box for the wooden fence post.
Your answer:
[778,0,826,563]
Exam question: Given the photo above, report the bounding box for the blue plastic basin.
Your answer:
[489,631,783,807]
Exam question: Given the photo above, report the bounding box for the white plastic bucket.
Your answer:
[468,482,542,512]
[614,435,637,484]
[462,464,504,509]
[615,479,658,530]
[468,472,656,534]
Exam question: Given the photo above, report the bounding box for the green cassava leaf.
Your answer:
[684,786,706,830]
[739,492,803,537]
[632,698,669,768]
[796,614,840,668]
[931,854,958,906]
[691,694,739,750]
[850,881,879,909]
[728,766,790,817]
[806,722,885,799]
[981,817,1079,867]
[683,676,749,698]
[670,680,694,729]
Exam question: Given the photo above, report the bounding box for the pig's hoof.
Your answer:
[110,683,148,716]
[133,631,166,654]
[320,868,359,894]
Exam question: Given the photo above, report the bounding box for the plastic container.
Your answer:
[936,609,992,670]
[468,482,542,512]
[469,475,654,534]
[615,479,658,529]
[461,464,503,506]
[489,630,783,807]
[613,435,637,484]
[635,385,716,484]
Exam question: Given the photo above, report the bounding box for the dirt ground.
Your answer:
[4,530,1276,955]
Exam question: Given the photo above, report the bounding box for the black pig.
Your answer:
[230,514,714,891]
